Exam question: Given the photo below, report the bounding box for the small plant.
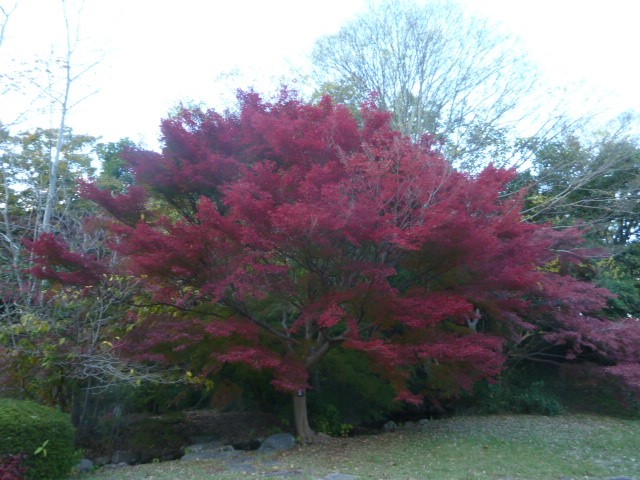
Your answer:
[338,423,353,438]
[315,405,353,437]
[33,441,48,458]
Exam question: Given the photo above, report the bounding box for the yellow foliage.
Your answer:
[540,258,561,273]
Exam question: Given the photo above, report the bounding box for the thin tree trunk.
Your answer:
[42,54,71,234]
[292,393,315,443]
[1,161,23,291]
[43,0,82,234]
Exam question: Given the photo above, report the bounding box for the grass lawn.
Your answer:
[80,414,640,480]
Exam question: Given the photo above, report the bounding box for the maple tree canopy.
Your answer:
[32,90,625,407]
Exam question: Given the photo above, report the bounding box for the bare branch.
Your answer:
[42,0,101,234]
[0,2,17,49]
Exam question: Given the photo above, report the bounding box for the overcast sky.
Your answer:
[1,0,639,149]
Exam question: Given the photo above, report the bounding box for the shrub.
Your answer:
[556,363,640,417]
[0,398,77,480]
[513,381,563,416]
[463,378,563,416]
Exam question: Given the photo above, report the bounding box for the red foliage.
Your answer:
[29,90,635,402]
[0,454,28,480]
[580,318,640,397]
[79,181,148,227]
[28,233,106,288]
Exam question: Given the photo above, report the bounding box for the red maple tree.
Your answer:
[31,90,632,439]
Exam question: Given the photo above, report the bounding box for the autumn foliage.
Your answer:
[0,454,28,480]
[30,90,639,435]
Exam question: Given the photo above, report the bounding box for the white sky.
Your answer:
[461,0,640,112]
[1,0,639,149]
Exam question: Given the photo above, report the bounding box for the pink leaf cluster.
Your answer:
[28,233,106,287]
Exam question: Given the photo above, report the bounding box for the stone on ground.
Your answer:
[258,433,296,452]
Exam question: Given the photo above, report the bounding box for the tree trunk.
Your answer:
[292,392,315,443]
[42,64,70,234]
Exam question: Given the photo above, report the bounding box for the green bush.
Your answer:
[92,411,187,459]
[308,349,400,427]
[0,398,77,480]
[314,404,353,437]
[513,381,563,416]
[463,378,563,416]
[555,364,640,418]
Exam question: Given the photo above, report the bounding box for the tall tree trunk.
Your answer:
[1,161,23,291]
[292,392,315,443]
[42,102,68,234]
[42,33,72,234]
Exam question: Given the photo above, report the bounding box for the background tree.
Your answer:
[522,118,640,246]
[595,244,640,318]
[311,0,567,170]
[40,0,102,234]
[31,90,638,441]
[0,127,168,437]
[0,0,115,420]
[517,114,640,319]
[94,138,136,191]
[0,127,96,298]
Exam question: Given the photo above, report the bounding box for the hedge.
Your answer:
[0,398,76,480]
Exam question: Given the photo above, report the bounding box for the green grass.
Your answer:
[80,414,640,479]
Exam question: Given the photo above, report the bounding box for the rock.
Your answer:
[382,421,397,432]
[181,449,241,461]
[137,448,157,465]
[232,439,262,451]
[74,458,93,473]
[315,432,333,443]
[258,433,296,452]
[418,418,431,426]
[324,474,357,480]
[135,445,183,464]
[189,435,219,444]
[110,450,138,465]
[181,443,239,461]
[227,459,258,474]
[184,441,228,454]
[92,456,110,466]
[160,448,180,461]
[262,469,304,477]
